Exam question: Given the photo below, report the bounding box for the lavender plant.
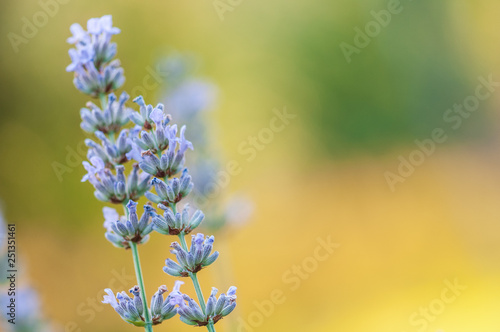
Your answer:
[66,15,237,332]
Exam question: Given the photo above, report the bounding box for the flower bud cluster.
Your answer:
[102,285,177,327]
[82,162,150,203]
[151,204,204,235]
[150,285,177,325]
[103,201,154,249]
[102,286,146,327]
[169,281,237,326]
[164,233,218,277]
[80,92,132,134]
[85,130,133,166]
[128,97,194,177]
[66,15,124,97]
[145,173,193,207]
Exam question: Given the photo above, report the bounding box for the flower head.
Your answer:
[128,96,194,177]
[82,160,151,203]
[145,171,193,207]
[151,203,204,235]
[103,200,155,248]
[168,280,185,306]
[80,92,131,134]
[102,286,146,327]
[67,23,90,45]
[81,156,105,183]
[66,15,124,96]
[167,284,237,327]
[163,233,218,277]
[86,129,133,166]
[150,285,177,325]
[129,96,155,130]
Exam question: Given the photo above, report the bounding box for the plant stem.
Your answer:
[99,93,107,110]
[122,202,129,217]
[206,320,216,332]
[178,231,216,332]
[189,271,207,313]
[130,242,153,332]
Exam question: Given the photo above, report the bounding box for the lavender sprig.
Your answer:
[66,15,237,332]
[67,15,156,332]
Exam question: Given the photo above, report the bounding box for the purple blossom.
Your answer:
[66,15,123,96]
[81,156,105,183]
[67,23,90,45]
[168,281,185,306]
[102,289,119,309]
[102,207,119,230]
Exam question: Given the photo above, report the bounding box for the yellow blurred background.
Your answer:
[1,0,500,331]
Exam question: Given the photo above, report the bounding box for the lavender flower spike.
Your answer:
[67,15,239,332]
[66,15,124,97]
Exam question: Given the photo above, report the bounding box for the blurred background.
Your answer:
[1,0,500,331]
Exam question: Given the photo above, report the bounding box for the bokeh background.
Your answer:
[1,0,500,331]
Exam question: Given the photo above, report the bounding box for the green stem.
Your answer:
[130,242,153,332]
[99,93,107,110]
[189,272,207,313]
[122,202,129,218]
[206,321,216,332]
[178,231,216,332]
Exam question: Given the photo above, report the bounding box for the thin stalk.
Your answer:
[122,202,129,217]
[130,242,153,332]
[99,93,107,110]
[189,272,207,313]
[207,320,216,332]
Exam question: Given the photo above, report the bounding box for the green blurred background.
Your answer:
[1,0,500,331]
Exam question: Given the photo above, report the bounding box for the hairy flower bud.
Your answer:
[66,15,124,97]
[166,283,237,327]
[163,233,218,276]
[103,201,154,249]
